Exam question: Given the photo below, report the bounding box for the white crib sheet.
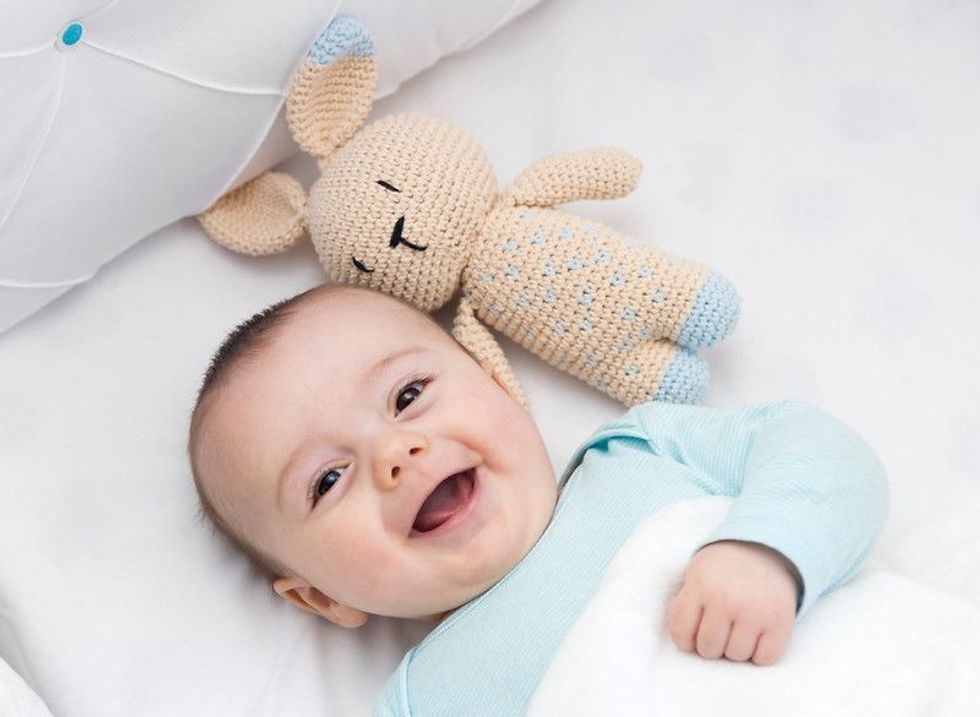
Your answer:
[1,0,979,714]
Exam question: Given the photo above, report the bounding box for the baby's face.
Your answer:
[198,290,557,622]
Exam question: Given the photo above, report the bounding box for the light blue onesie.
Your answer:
[375,400,889,716]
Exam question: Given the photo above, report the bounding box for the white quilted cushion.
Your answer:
[0,0,539,334]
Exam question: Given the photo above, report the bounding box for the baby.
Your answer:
[188,283,887,715]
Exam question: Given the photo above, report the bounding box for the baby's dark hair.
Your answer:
[187,283,452,579]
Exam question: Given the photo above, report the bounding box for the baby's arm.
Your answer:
[630,400,889,664]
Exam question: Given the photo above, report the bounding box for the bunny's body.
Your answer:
[465,203,724,405]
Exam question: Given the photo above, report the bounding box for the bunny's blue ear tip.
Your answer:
[308,15,375,65]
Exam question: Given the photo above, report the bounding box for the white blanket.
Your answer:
[0,657,50,717]
[529,497,980,716]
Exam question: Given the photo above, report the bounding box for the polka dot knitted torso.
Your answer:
[464,205,712,405]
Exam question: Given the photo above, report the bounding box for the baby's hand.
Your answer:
[667,540,800,666]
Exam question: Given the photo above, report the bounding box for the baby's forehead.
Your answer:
[206,288,455,460]
[283,287,455,349]
[244,290,462,390]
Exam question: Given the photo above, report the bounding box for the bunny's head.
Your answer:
[200,17,497,311]
[308,113,496,310]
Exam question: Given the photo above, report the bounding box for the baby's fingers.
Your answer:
[695,609,731,660]
[752,627,791,666]
[667,594,703,653]
[723,620,762,663]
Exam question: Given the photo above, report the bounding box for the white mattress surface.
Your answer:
[2,0,979,714]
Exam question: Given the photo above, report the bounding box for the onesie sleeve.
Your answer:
[628,400,889,617]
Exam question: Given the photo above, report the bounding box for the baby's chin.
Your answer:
[408,533,552,622]
[398,582,501,623]
[412,598,484,625]
[373,484,558,623]
[375,562,516,624]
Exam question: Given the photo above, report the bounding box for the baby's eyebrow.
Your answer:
[360,346,428,388]
[276,441,316,513]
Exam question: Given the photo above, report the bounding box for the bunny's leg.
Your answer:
[602,337,708,406]
[650,341,709,404]
[633,247,740,350]
[675,271,740,349]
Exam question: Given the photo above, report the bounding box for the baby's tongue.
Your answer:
[413,472,471,532]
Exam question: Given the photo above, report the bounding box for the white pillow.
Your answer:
[0,0,540,334]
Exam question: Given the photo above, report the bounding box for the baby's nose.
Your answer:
[388,445,425,480]
[373,433,428,490]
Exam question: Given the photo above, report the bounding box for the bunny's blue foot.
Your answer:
[653,347,708,404]
[676,272,740,349]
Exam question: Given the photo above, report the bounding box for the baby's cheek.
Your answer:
[464,389,534,453]
[321,539,407,611]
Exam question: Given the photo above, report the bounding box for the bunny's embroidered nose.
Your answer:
[389,216,427,251]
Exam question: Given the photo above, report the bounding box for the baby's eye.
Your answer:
[395,378,429,415]
[313,466,345,502]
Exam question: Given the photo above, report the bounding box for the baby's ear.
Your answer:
[273,577,369,628]
[287,16,377,165]
[198,171,307,256]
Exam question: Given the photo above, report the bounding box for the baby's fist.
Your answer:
[668,540,800,666]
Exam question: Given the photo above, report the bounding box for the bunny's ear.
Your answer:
[286,16,377,163]
[198,172,307,256]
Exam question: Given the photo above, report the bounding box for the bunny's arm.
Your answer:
[198,171,307,255]
[453,295,527,407]
[500,147,642,208]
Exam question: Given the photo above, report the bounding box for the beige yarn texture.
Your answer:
[308,113,497,314]
[198,22,734,406]
[287,55,376,164]
[465,193,707,406]
[200,172,307,256]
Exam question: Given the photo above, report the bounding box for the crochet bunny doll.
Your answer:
[199,17,739,406]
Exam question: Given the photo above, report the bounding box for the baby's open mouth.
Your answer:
[412,468,476,533]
